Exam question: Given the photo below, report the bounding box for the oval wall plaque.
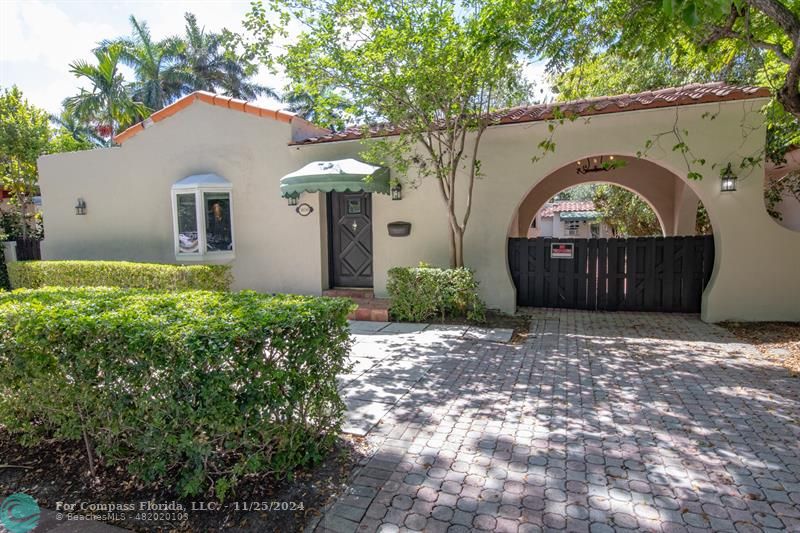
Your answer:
[296,203,314,216]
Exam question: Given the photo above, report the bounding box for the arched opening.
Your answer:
[506,156,715,313]
[508,155,704,239]
[525,183,666,240]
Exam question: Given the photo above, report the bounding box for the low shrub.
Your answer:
[387,264,485,322]
[7,260,232,291]
[0,287,354,499]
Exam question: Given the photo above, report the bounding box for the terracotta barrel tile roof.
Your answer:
[292,82,770,146]
[539,200,596,218]
[113,91,297,144]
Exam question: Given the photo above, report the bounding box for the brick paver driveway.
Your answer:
[314,310,800,533]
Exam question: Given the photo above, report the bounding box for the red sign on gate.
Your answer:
[550,242,574,259]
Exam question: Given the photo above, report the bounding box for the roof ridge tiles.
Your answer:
[292,82,770,146]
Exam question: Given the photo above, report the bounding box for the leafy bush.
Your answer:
[8,260,232,291]
[0,211,44,241]
[387,264,485,322]
[0,288,354,498]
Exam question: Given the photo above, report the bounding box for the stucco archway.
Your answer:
[507,156,695,239]
[457,100,800,323]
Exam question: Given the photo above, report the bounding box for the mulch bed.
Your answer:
[0,430,366,532]
[721,322,800,376]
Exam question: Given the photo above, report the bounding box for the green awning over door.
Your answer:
[559,211,601,221]
[280,159,390,197]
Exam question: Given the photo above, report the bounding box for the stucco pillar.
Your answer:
[2,241,16,263]
[673,181,700,236]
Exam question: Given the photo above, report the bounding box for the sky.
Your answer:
[0,0,549,116]
[0,0,287,114]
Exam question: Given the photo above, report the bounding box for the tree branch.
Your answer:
[704,5,792,64]
[743,0,800,42]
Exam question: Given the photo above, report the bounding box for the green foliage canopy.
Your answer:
[0,87,89,239]
[592,184,663,237]
[240,0,533,267]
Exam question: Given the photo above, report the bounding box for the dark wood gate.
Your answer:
[508,236,714,312]
[15,238,41,261]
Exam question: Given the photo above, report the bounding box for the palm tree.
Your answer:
[100,16,187,111]
[217,61,277,101]
[178,12,276,100]
[178,13,222,92]
[282,88,350,129]
[64,44,148,144]
[50,108,105,146]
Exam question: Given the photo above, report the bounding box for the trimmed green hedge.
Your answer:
[8,260,232,291]
[387,264,485,322]
[0,288,354,498]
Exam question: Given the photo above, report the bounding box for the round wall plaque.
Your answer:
[295,203,314,217]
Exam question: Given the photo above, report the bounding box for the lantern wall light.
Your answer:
[75,198,86,215]
[391,182,403,200]
[720,164,737,192]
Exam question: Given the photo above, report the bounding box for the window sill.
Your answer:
[175,252,235,263]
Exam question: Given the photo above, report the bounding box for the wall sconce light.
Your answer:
[75,198,86,215]
[287,194,299,206]
[391,182,402,201]
[720,164,737,192]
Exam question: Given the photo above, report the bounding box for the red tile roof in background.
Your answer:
[292,82,770,145]
[539,200,596,218]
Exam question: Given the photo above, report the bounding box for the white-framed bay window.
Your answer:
[171,174,234,260]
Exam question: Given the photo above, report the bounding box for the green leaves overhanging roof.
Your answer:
[280,159,390,197]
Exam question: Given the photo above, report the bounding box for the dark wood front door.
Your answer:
[330,191,374,287]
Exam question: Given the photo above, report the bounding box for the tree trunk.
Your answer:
[744,0,800,120]
[448,225,457,268]
[19,204,28,241]
[453,226,464,268]
[778,42,800,119]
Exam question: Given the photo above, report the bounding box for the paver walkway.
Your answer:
[313,310,800,533]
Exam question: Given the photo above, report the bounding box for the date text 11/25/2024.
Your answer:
[194,501,305,512]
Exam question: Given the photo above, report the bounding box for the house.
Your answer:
[36,83,800,322]
[528,200,612,239]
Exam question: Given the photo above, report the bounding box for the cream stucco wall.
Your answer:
[39,96,800,322]
[39,103,327,295]
[299,97,799,322]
